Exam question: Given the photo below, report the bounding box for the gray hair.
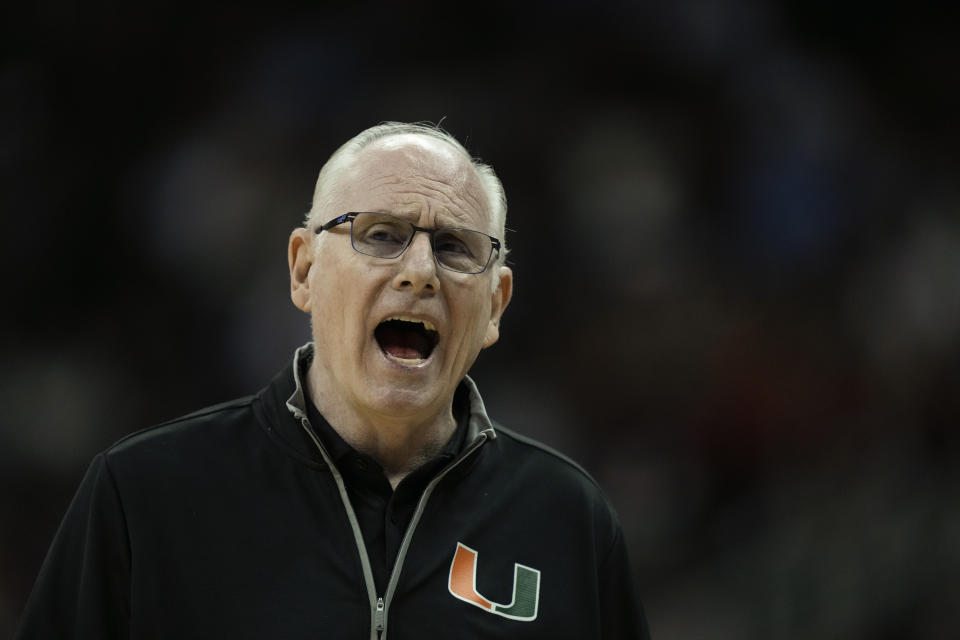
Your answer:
[304,122,508,256]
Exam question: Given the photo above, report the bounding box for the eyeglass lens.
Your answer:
[350,213,493,273]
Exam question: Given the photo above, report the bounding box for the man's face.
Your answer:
[289,134,512,426]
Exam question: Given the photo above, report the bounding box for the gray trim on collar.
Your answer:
[458,373,497,443]
[284,342,497,443]
[284,343,313,422]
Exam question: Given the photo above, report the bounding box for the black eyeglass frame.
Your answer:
[315,212,502,275]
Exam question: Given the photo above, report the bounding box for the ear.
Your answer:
[288,228,314,312]
[482,265,513,349]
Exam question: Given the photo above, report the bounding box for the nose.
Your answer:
[391,231,439,294]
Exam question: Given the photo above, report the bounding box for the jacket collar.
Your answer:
[256,343,496,466]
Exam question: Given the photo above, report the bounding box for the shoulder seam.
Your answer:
[106,396,255,452]
[98,452,133,563]
[492,423,604,492]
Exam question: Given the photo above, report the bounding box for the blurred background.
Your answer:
[2,1,958,637]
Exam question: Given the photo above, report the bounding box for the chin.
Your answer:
[363,382,446,421]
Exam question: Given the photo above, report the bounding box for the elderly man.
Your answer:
[17,123,649,639]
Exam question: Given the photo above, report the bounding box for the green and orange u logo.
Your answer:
[448,542,541,621]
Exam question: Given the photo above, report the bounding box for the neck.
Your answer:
[306,362,457,488]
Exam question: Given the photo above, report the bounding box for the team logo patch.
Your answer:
[448,542,541,621]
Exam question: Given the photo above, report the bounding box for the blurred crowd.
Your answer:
[2,2,957,637]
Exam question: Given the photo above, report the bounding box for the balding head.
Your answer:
[305,122,507,255]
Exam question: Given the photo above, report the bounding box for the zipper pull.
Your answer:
[375,596,385,631]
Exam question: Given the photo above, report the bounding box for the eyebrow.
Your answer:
[361,208,477,229]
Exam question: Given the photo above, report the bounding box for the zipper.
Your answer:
[294,396,494,640]
[375,596,385,632]
[377,429,494,640]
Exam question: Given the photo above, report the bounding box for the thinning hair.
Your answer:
[304,122,508,254]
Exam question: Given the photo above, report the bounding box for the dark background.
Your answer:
[2,2,959,637]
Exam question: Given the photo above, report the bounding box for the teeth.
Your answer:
[386,315,437,332]
[387,354,426,365]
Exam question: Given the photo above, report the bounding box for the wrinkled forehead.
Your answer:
[331,134,493,228]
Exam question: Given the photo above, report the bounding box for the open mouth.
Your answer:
[374,317,439,362]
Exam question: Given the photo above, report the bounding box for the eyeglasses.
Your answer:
[315,212,501,275]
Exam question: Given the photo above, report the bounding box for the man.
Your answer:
[17,122,649,638]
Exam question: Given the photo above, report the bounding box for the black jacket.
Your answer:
[17,345,649,639]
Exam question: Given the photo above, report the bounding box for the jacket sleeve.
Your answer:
[599,526,651,640]
[15,453,131,639]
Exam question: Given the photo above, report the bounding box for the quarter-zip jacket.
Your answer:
[16,345,649,639]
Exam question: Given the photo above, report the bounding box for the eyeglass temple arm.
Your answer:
[315,213,356,234]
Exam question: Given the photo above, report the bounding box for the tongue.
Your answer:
[377,324,430,360]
